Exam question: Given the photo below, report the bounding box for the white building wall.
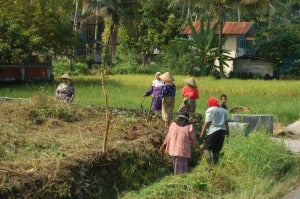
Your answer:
[214,36,237,75]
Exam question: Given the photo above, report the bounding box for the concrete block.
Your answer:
[232,114,273,134]
[228,122,249,135]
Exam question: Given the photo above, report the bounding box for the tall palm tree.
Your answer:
[226,0,274,21]
[81,0,140,62]
[168,0,204,20]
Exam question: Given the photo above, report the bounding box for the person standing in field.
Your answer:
[178,77,199,113]
[158,72,176,128]
[200,96,229,169]
[143,72,165,111]
[220,94,228,110]
[160,112,200,175]
[55,74,75,103]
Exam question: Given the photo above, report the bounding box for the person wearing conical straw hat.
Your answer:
[160,112,200,175]
[178,77,199,113]
[55,73,75,103]
[157,72,176,128]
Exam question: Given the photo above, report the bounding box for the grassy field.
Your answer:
[1,74,300,198]
[1,75,299,124]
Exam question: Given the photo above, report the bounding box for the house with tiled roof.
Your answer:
[181,21,273,77]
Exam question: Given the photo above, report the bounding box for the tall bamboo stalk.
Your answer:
[101,68,110,152]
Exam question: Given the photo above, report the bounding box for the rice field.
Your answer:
[0,75,299,124]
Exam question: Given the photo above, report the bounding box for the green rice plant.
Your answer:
[1,75,300,124]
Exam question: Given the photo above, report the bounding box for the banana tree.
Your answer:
[186,17,230,76]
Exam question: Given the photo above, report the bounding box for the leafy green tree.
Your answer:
[32,0,76,56]
[161,38,196,75]
[0,0,76,62]
[0,16,31,63]
[254,2,300,78]
[81,0,141,63]
[136,0,182,65]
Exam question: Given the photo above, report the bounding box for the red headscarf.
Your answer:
[208,97,219,107]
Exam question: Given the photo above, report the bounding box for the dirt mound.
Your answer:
[228,106,250,113]
[0,99,172,198]
[274,121,300,139]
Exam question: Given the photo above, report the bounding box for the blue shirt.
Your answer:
[158,84,176,99]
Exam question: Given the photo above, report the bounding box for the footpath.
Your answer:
[284,187,300,199]
[281,138,300,199]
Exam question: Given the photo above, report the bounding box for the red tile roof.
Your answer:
[181,21,255,35]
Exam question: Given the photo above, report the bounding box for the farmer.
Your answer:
[178,77,199,113]
[158,72,176,128]
[160,112,200,175]
[143,72,165,111]
[55,73,75,103]
[200,96,229,169]
[220,94,228,110]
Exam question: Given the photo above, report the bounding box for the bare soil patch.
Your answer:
[0,98,169,198]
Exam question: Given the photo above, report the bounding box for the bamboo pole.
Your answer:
[101,68,110,152]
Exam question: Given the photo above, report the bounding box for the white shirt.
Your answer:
[204,106,228,135]
[152,79,164,87]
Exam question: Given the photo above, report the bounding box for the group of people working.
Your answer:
[143,71,199,128]
[55,72,230,175]
[144,72,230,175]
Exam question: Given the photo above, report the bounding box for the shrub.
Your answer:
[228,71,264,79]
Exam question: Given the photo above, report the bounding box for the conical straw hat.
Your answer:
[184,77,197,87]
[159,72,175,82]
[59,74,72,80]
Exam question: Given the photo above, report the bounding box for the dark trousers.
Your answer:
[203,129,226,165]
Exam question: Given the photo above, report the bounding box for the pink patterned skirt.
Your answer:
[173,156,188,175]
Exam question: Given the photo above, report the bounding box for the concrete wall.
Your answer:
[233,58,273,76]
[232,114,274,134]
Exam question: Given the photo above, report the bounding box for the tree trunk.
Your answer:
[108,14,119,62]
[73,0,79,31]
[217,0,225,76]
[237,2,240,22]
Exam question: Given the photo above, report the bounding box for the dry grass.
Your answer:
[0,97,168,198]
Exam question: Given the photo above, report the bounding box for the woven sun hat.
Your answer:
[178,112,189,120]
[184,77,197,87]
[159,72,175,82]
[59,73,72,80]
